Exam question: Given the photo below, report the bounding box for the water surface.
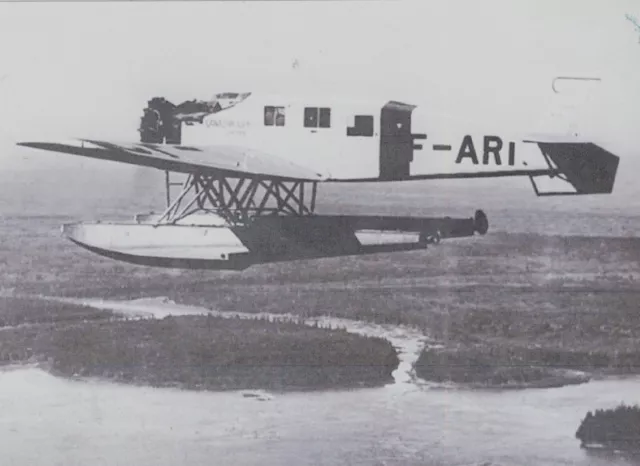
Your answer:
[1,366,639,466]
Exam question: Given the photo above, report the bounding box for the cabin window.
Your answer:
[319,108,331,128]
[264,106,285,126]
[304,107,331,128]
[347,115,374,137]
[304,107,317,128]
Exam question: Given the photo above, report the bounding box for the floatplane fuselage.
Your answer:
[148,92,574,183]
[17,91,620,270]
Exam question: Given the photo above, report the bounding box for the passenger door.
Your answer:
[379,101,416,181]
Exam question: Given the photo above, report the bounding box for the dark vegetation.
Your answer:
[0,296,117,365]
[415,346,592,388]
[411,271,640,387]
[576,404,640,453]
[0,296,114,327]
[46,315,398,391]
[0,297,398,391]
[413,286,640,386]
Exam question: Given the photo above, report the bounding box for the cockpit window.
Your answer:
[265,106,285,126]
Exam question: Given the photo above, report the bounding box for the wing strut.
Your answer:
[140,173,320,227]
[164,170,185,208]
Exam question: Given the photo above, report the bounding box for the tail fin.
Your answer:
[522,77,619,195]
[533,76,603,137]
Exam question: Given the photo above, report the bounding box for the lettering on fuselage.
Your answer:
[204,119,252,129]
[454,135,516,166]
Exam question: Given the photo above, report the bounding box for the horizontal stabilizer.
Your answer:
[523,138,619,195]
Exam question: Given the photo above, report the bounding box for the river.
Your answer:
[1,297,640,466]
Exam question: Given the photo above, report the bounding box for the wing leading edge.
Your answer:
[16,139,327,182]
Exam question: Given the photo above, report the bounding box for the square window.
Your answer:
[264,106,275,126]
[319,108,331,128]
[304,107,318,128]
[265,106,285,126]
[347,115,374,137]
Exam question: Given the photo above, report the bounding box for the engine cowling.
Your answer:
[139,97,181,145]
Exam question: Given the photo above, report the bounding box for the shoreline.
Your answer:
[580,442,640,462]
[581,443,640,456]
[46,296,601,391]
[0,296,401,393]
[5,294,638,393]
[58,296,430,388]
[421,368,591,391]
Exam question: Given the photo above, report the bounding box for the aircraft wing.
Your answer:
[16,139,327,182]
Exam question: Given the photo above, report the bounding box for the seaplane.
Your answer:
[17,89,620,270]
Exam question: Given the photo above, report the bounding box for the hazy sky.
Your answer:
[0,0,638,176]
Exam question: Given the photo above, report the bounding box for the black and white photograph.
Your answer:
[1,0,639,464]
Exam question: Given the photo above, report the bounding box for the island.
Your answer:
[0,296,400,392]
[414,344,591,389]
[576,404,640,454]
